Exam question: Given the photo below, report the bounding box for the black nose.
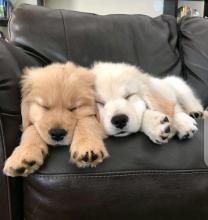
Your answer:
[49,128,67,141]
[111,114,129,129]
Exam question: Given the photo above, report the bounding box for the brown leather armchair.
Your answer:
[1,4,208,220]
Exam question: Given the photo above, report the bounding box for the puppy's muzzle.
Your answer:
[49,128,67,141]
[111,114,129,129]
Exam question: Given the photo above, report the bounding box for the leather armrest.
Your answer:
[0,39,40,220]
[0,39,40,114]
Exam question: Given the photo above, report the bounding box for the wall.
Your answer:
[45,0,164,17]
[11,0,37,7]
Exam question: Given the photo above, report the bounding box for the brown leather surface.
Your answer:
[0,39,39,220]
[179,16,208,106]
[0,39,40,115]
[24,171,208,220]
[0,114,22,220]
[9,4,182,77]
[39,120,206,175]
[0,116,11,220]
[23,120,208,220]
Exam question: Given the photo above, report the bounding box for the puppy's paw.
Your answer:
[149,116,172,144]
[3,145,47,177]
[70,140,109,168]
[143,111,173,144]
[174,112,198,140]
[189,111,203,119]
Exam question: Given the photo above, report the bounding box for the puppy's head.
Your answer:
[21,62,96,146]
[92,62,146,137]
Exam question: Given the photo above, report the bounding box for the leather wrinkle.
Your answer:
[60,10,69,60]
[13,42,51,65]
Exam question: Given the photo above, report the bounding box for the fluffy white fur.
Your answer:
[92,62,207,144]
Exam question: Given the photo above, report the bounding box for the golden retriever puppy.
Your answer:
[3,62,108,177]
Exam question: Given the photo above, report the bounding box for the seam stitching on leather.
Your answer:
[0,116,12,220]
[177,17,189,80]
[59,10,69,60]
[32,171,208,179]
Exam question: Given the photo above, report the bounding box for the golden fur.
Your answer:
[4,62,108,177]
[143,90,176,117]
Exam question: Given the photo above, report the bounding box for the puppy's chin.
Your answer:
[106,129,131,137]
[105,123,140,137]
[114,131,131,137]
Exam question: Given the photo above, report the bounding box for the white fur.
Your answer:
[92,62,146,137]
[92,62,204,143]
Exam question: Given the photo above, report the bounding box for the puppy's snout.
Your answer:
[111,114,129,129]
[49,128,67,141]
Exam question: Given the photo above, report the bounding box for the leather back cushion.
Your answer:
[9,4,181,77]
[179,16,208,106]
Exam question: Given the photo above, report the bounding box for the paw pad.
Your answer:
[161,136,168,140]
[164,126,170,133]
[181,133,190,140]
[189,111,203,119]
[161,116,169,123]
[15,167,26,174]
[91,151,98,162]
[23,160,36,166]
[148,113,172,145]
[70,147,108,168]
[80,151,99,163]
[81,152,89,162]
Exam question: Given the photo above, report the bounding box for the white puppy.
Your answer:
[91,62,207,144]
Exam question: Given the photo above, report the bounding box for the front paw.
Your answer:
[144,111,173,144]
[70,140,109,168]
[3,145,47,177]
[189,111,203,119]
[175,113,198,140]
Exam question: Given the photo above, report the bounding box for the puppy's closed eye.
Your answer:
[68,103,85,112]
[68,106,77,112]
[35,103,50,111]
[96,100,105,107]
[124,93,136,100]
[34,98,50,111]
[41,105,50,111]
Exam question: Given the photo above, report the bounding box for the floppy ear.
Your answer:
[20,68,33,131]
[144,91,176,117]
[95,105,101,122]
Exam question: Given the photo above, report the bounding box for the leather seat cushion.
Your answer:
[24,120,208,220]
[179,16,208,106]
[10,4,181,77]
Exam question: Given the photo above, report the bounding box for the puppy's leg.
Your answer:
[141,109,175,144]
[164,76,204,119]
[3,125,48,177]
[70,116,109,168]
[173,104,198,140]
